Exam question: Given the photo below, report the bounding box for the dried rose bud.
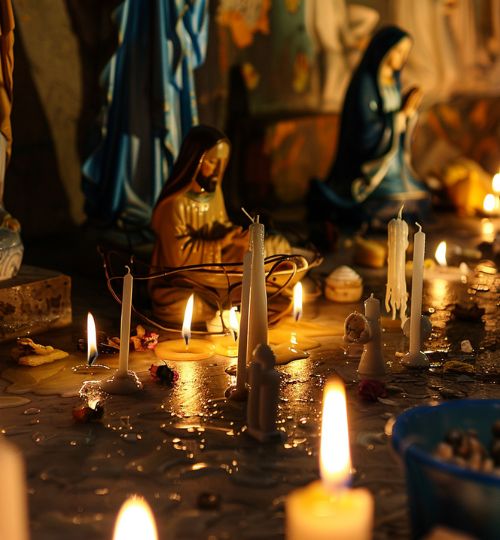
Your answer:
[72,402,104,423]
[149,364,178,385]
[358,379,387,402]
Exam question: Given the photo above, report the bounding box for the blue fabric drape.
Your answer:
[82,0,208,226]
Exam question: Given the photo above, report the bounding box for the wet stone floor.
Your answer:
[0,216,499,540]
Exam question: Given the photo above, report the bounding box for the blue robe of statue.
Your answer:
[82,0,208,227]
[311,26,430,224]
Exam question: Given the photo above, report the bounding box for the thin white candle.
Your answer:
[236,251,252,393]
[293,282,303,322]
[113,495,158,540]
[118,267,133,376]
[246,216,268,365]
[0,438,29,540]
[385,205,408,321]
[409,224,425,356]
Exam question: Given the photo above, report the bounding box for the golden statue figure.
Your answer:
[0,0,23,280]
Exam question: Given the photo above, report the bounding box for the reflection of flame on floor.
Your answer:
[430,278,448,306]
[171,362,205,417]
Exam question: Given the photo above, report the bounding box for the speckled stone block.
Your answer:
[0,265,71,342]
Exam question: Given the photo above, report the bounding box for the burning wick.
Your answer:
[182,294,194,348]
[87,312,98,366]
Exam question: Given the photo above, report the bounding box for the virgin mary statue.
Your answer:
[310,26,430,225]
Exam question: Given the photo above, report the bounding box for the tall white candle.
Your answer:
[0,438,29,540]
[286,379,373,539]
[236,251,252,392]
[118,267,133,376]
[409,223,425,356]
[246,217,268,364]
[385,206,408,321]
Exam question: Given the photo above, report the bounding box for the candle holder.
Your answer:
[402,315,432,368]
[98,370,143,395]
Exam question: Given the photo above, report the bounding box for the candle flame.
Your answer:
[87,312,98,366]
[435,241,447,267]
[293,282,303,322]
[483,194,496,214]
[182,294,194,346]
[481,218,495,241]
[320,378,351,489]
[492,173,500,194]
[113,495,158,540]
[229,307,239,342]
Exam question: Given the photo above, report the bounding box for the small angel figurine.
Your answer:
[344,294,386,378]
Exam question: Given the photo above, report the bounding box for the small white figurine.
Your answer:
[344,294,386,378]
[246,344,283,442]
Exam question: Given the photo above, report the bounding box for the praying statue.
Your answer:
[0,0,22,280]
[309,26,431,226]
[82,0,208,229]
[149,125,290,323]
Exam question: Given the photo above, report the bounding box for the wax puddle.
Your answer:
[0,395,31,408]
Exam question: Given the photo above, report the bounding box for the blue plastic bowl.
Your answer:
[392,399,500,540]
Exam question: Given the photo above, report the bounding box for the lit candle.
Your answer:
[423,241,465,282]
[98,267,142,394]
[0,438,29,540]
[403,224,428,367]
[113,495,158,540]
[271,281,312,364]
[118,267,133,376]
[286,379,374,539]
[385,205,408,322]
[87,312,98,366]
[246,216,268,364]
[155,294,215,361]
[209,308,240,357]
